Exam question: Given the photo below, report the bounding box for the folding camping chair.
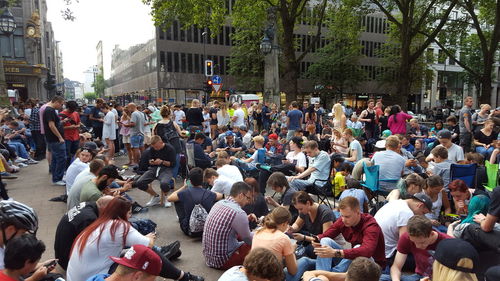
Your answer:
[450,163,477,188]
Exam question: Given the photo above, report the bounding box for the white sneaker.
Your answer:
[17,163,28,168]
[53,181,66,186]
[145,195,161,207]
[10,164,20,169]
[27,159,38,165]
[164,201,172,208]
[15,157,28,163]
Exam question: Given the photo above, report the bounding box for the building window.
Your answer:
[220,56,225,75]
[173,52,179,72]
[187,27,192,42]
[173,21,179,41]
[218,30,224,45]
[166,25,172,40]
[160,51,165,69]
[193,27,199,43]
[180,53,186,73]
[180,25,185,41]
[187,53,193,73]
[0,36,11,57]
[225,26,231,46]
[167,52,173,72]
[159,27,164,40]
[194,54,200,73]
[438,49,445,64]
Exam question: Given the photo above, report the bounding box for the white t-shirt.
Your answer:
[211,175,234,195]
[174,110,185,125]
[218,266,248,281]
[67,169,96,210]
[435,143,464,163]
[65,159,90,194]
[67,221,150,281]
[242,132,252,149]
[102,111,117,140]
[232,109,245,127]
[349,140,363,162]
[217,164,243,182]
[286,151,307,169]
[374,200,414,258]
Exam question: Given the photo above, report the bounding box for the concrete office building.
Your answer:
[2,0,63,101]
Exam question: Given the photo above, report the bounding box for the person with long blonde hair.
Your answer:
[331,103,346,130]
[217,103,230,127]
[429,239,478,281]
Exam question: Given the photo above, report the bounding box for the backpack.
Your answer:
[155,121,182,153]
[188,190,208,235]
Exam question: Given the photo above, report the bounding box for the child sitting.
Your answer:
[428,146,453,189]
[232,135,266,171]
[465,152,487,191]
[421,175,451,232]
[339,178,369,212]
[332,162,352,198]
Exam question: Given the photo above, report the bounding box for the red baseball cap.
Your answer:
[269,133,279,140]
[110,245,162,276]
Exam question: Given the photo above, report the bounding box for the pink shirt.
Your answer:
[251,230,294,260]
[387,112,413,135]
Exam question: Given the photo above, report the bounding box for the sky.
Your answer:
[46,0,155,82]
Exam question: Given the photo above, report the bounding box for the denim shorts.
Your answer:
[130,134,144,148]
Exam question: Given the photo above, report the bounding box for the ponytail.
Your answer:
[258,206,291,233]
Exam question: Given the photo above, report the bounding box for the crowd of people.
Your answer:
[0,95,499,281]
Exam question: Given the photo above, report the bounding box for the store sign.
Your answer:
[4,65,43,76]
[11,83,25,88]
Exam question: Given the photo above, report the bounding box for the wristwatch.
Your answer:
[334,249,342,258]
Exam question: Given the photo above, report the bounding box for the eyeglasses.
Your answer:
[243,193,253,201]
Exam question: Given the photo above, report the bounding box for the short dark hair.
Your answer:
[339,162,352,173]
[446,115,457,123]
[407,215,433,237]
[194,133,206,141]
[4,234,45,270]
[243,248,284,281]
[66,100,78,112]
[346,257,381,281]
[290,136,304,148]
[331,154,345,164]
[51,95,64,103]
[292,191,314,205]
[267,172,289,190]
[431,146,448,159]
[189,167,204,186]
[426,175,444,188]
[230,181,252,197]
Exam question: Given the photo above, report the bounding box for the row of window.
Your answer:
[158,21,235,47]
[159,51,230,75]
[361,40,384,58]
[293,34,329,53]
[361,16,389,34]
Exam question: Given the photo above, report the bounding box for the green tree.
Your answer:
[142,0,330,101]
[305,0,366,96]
[92,70,106,97]
[369,0,459,108]
[84,92,97,102]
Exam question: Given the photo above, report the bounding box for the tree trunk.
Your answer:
[395,18,412,110]
[279,5,299,103]
[479,54,494,104]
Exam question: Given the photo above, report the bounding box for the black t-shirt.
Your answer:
[43,106,64,143]
[299,204,335,235]
[149,143,177,166]
[186,108,204,126]
[54,202,99,270]
[90,106,103,128]
[488,187,500,219]
[243,194,269,218]
[474,130,498,145]
[209,108,218,125]
[177,186,217,230]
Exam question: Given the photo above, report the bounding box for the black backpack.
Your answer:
[155,121,182,153]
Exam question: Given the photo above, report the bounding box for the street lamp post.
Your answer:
[0,5,15,107]
[260,7,280,108]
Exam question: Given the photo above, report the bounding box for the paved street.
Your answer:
[6,158,223,281]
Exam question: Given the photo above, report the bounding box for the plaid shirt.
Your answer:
[202,197,250,268]
[265,142,283,155]
[29,107,40,131]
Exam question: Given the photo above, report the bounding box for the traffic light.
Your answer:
[44,73,56,91]
[203,79,213,93]
[439,87,447,100]
[204,60,213,77]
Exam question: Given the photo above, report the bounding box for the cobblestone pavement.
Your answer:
[7,157,223,281]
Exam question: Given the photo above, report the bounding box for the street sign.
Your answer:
[212,75,222,84]
[212,83,222,93]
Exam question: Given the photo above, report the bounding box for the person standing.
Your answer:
[89,99,105,140]
[286,101,303,141]
[231,103,245,128]
[459,96,474,153]
[43,95,67,186]
[59,101,81,167]
[186,99,204,131]
[102,104,117,161]
[125,103,145,166]
[29,102,46,161]
[359,99,378,139]
[209,101,219,139]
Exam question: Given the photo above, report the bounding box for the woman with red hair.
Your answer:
[448,179,474,215]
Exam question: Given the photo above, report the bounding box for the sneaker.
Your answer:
[131,202,148,214]
[16,163,28,168]
[0,172,17,179]
[15,157,28,163]
[159,240,181,260]
[170,249,182,260]
[145,195,160,207]
[164,201,172,208]
[53,181,66,186]
[27,159,38,165]
[182,272,204,281]
[49,194,67,202]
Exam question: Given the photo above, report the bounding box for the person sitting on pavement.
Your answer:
[448,179,475,216]
[87,245,162,281]
[374,193,432,264]
[408,119,429,142]
[215,131,244,156]
[67,197,203,281]
[265,172,298,215]
[80,165,131,204]
[215,152,243,182]
[371,135,406,192]
[386,173,425,201]
[202,182,256,269]
[132,135,177,208]
[287,140,331,191]
[0,200,40,270]
[251,207,298,276]
[204,168,233,196]
[67,159,105,210]
[231,135,266,172]
[217,247,284,281]
[302,256,382,281]
[2,234,56,281]
[427,146,453,188]
[339,178,369,213]
[65,147,96,195]
[188,133,212,169]
[241,177,269,226]
[380,215,451,281]
[239,125,252,149]
[425,129,464,163]
[421,175,451,232]
[55,196,114,270]
[167,168,222,237]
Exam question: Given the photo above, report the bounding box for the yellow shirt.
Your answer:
[333,172,346,197]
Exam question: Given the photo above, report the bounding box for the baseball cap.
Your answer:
[147,106,155,112]
[381,129,392,139]
[437,129,452,139]
[412,193,433,212]
[269,133,279,140]
[239,125,247,131]
[110,245,162,276]
[83,141,98,151]
[225,131,235,137]
[100,165,124,181]
[375,140,386,149]
[434,239,479,273]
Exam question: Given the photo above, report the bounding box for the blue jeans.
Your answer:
[476,146,494,160]
[316,237,352,272]
[130,135,144,148]
[380,273,423,281]
[285,257,315,281]
[290,179,315,191]
[47,142,66,182]
[8,141,29,159]
[65,140,80,168]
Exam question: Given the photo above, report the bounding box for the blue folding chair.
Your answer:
[450,163,477,188]
[361,162,398,204]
